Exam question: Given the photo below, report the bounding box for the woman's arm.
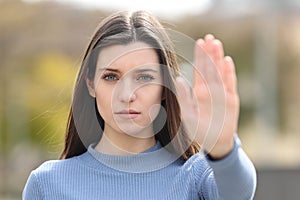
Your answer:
[200,135,257,199]
[176,34,257,199]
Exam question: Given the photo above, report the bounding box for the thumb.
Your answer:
[175,76,199,141]
[175,76,191,110]
[175,76,197,119]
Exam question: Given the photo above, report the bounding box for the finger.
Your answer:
[204,35,225,81]
[204,34,216,58]
[204,34,215,44]
[193,39,206,86]
[211,39,224,72]
[210,39,225,83]
[223,56,237,93]
[202,34,219,82]
[212,39,224,62]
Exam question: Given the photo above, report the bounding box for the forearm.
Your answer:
[206,136,257,200]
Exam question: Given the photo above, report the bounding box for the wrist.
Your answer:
[206,139,235,160]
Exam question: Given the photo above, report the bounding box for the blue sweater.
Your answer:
[23,137,256,199]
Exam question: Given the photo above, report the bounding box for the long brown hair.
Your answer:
[60,11,200,160]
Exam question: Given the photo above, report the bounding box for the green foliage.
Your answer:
[26,53,77,149]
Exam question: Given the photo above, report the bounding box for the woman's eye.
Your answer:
[137,74,154,82]
[102,74,118,81]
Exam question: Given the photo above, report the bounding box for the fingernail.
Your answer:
[205,34,214,40]
[225,56,232,62]
[197,39,204,45]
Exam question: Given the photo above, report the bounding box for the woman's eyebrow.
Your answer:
[98,67,159,73]
[134,68,159,73]
[98,67,120,73]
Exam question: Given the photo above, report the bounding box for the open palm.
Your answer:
[176,34,240,159]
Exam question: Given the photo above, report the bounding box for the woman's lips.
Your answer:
[114,109,141,119]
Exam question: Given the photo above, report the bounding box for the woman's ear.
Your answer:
[86,78,96,98]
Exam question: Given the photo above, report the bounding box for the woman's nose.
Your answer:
[115,79,137,103]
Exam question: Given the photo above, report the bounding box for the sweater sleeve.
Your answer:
[22,171,44,200]
[197,135,257,200]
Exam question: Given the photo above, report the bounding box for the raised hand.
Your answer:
[176,34,240,159]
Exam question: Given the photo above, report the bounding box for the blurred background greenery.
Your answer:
[1,0,300,199]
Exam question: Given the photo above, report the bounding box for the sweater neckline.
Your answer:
[87,141,179,173]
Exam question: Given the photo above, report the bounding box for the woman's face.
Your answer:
[87,42,164,138]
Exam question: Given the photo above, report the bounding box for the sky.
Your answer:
[23,0,213,18]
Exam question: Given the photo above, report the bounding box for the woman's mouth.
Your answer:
[114,109,141,119]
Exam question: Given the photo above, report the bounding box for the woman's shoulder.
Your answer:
[31,153,88,177]
[23,153,91,199]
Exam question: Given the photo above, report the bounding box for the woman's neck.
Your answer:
[95,127,156,155]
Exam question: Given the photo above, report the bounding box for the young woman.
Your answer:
[23,11,256,199]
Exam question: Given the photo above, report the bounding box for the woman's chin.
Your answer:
[117,125,155,139]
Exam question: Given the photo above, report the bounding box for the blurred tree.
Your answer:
[26,52,77,150]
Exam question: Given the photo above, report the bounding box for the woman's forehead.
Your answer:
[96,42,160,72]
